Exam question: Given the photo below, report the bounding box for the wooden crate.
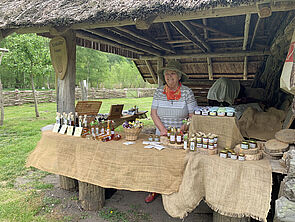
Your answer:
[75,101,102,116]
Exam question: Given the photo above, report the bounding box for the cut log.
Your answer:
[275,129,295,144]
[59,175,78,191]
[78,181,105,211]
[213,212,250,222]
[265,139,289,153]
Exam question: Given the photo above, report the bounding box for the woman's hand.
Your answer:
[160,128,168,136]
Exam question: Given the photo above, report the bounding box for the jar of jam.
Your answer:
[154,135,160,142]
[227,150,233,158]
[197,143,202,148]
[240,141,249,149]
[213,135,218,143]
[196,134,202,144]
[148,135,154,142]
[220,150,227,158]
[231,152,237,160]
[208,144,214,150]
[203,136,209,144]
[238,153,245,161]
[203,143,208,149]
[249,140,257,149]
[208,136,215,145]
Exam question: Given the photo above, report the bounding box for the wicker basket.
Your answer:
[124,127,142,141]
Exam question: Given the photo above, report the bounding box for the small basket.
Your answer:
[124,127,142,141]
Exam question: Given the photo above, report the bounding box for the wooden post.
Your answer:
[243,56,248,80]
[157,58,164,86]
[55,30,78,191]
[78,181,105,211]
[213,212,250,222]
[207,57,213,80]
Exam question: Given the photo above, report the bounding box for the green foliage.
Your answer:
[0,34,154,89]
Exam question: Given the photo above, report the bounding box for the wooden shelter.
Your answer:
[1,0,295,107]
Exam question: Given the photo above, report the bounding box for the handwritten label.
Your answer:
[52,123,60,133]
[67,126,74,136]
[73,127,82,137]
[59,125,68,134]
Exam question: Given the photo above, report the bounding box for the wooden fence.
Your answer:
[2,88,156,107]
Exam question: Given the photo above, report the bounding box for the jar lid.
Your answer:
[220,150,227,154]
[239,153,245,157]
[242,141,249,144]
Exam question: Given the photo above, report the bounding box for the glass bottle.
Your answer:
[170,127,176,144]
[100,120,105,135]
[78,116,82,127]
[106,120,111,136]
[56,112,61,124]
[183,133,188,150]
[189,137,196,151]
[90,121,95,138]
[167,126,171,140]
[176,128,182,145]
[75,112,79,127]
[111,120,115,139]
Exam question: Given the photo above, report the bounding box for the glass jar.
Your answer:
[231,152,237,160]
[148,135,154,142]
[220,150,227,158]
[249,140,257,149]
[238,153,245,161]
[154,135,160,142]
[240,141,249,149]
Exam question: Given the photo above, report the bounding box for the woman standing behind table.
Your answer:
[145,60,197,203]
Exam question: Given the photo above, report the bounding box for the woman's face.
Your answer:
[164,70,180,89]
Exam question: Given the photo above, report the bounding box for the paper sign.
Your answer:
[67,126,74,136]
[52,124,60,133]
[73,127,82,137]
[59,125,68,134]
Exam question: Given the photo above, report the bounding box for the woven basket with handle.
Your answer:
[124,127,142,141]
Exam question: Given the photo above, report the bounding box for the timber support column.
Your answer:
[55,30,78,191]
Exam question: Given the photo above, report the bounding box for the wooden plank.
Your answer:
[145,60,157,83]
[243,14,251,50]
[86,29,162,56]
[139,50,271,60]
[243,56,248,80]
[202,18,208,40]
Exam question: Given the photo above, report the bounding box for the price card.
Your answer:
[52,123,60,133]
[59,125,68,134]
[74,127,82,137]
[67,126,74,136]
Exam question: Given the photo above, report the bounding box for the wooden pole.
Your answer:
[243,56,248,80]
[190,21,234,37]
[250,17,261,49]
[115,27,175,53]
[180,21,211,52]
[170,21,207,52]
[202,19,209,40]
[243,14,251,50]
[157,58,164,86]
[86,28,162,56]
[163,23,172,40]
[145,60,157,84]
[207,57,213,80]
[56,30,78,191]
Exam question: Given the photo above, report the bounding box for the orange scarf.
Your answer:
[163,82,181,100]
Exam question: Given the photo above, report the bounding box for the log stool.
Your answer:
[78,181,105,211]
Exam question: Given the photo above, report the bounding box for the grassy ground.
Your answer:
[0,97,153,222]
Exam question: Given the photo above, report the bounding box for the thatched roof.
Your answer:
[0,0,262,29]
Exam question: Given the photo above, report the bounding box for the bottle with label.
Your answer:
[90,121,95,138]
[176,128,182,145]
[78,116,82,127]
[167,126,171,140]
[75,112,79,126]
[82,115,89,137]
[183,133,188,150]
[189,137,196,151]
[106,120,111,136]
[170,127,176,144]
[111,120,115,139]
[63,113,68,125]
[70,114,75,126]
[95,119,99,136]
[56,112,61,124]
[100,120,105,135]
[67,112,72,126]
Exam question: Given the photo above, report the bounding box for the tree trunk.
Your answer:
[0,78,4,126]
[31,73,39,117]
[78,181,105,211]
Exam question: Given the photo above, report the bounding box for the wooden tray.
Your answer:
[265,139,289,153]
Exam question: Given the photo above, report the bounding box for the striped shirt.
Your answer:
[152,85,197,135]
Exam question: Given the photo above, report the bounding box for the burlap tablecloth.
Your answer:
[162,152,272,222]
[26,131,187,195]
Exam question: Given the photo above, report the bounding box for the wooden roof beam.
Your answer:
[139,50,270,60]
[250,17,261,49]
[163,22,172,41]
[190,21,234,38]
[170,21,207,53]
[86,28,162,56]
[207,57,213,80]
[202,19,208,40]
[75,30,144,54]
[243,14,251,50]
[145,60,157,83]
[115,27,175,54]
[180,21,211,52]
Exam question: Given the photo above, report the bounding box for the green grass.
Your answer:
[0,97,153,221]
